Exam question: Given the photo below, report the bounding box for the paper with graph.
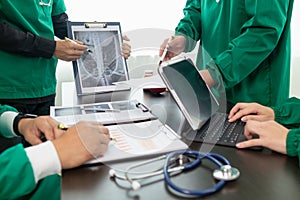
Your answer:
[50,100,188,163]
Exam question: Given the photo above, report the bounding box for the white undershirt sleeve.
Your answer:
[0,111,18,138]
[25,141,62,183]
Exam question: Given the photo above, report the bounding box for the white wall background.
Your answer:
[56,0,300,105]
[290,0,300,98]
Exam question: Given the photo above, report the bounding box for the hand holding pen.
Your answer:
[158,35,187,65]
[57,123,117,142]
[53,37,88,61]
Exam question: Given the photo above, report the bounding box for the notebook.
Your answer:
[158,56,246,147]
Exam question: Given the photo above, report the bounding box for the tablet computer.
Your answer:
[158,56,246,147]
[158,56,218,130]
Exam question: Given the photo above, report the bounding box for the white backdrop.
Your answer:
[64,0,186,32]
[64,0,300,97]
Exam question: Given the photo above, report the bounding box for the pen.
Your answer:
[57,123,117,141]
[65,37,92,53]
[57,123,117,142]
[158,37,173,66]
[64,37,77,44]
[83,108,121,112]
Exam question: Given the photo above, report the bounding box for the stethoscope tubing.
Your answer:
[163,150,229,196]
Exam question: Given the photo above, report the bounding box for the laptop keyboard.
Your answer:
[188,112,245,146]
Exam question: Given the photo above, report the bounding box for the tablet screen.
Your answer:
[159,58,218,130]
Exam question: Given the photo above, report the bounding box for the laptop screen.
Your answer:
[158,57,218,130]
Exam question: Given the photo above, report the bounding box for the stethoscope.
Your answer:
[109,150,240,197]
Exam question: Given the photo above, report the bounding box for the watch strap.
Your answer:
[13,113,37,136]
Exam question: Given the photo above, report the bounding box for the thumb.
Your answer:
[236,139,261,149]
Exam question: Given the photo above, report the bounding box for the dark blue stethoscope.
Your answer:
[109,150,240,197]
[163,150,239,197]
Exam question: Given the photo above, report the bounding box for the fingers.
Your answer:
[75,121,110,158]
[122,35,130,42]
[228,103,261,122]
[236,139,261,149]
[54,40,88,61]
[42,118,63,140]
[228,103,248,122]
[159,38,170,57]
[236,120,262,148]
[27,136,43,145]
[122,43,131,59]
[121,35,131,59]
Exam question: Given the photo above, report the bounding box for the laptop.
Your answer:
[158,56,246,147]
[67,21,131,96]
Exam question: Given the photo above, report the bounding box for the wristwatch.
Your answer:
[13,113,37,136]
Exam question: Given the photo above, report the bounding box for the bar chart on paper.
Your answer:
[88,120,188,163]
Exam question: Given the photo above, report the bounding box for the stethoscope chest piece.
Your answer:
[213,165,240,181]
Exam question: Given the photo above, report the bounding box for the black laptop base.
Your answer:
[182,112,246,147]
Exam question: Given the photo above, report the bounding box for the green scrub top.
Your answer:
[175,0,293,109]
[271,97,300,166]
[0,104,17,115]
[0,144,61,199]
[287,128,300,167]
[0,0,66,99]
[272,97,300,129]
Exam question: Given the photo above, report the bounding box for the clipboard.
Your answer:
[50,99,157,126]
[66,21,131,96]
[50,99,188,163]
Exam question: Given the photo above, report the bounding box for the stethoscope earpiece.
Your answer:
[131,181,141,190]
[109,169,117,178]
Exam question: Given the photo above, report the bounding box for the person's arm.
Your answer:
[0,105,18,138]
[175,0,291,89]
[286,128,300,167]
[0,143,61,199]
[272,97,300,128]
[0,108,63,145]
[0,12,86,61]
[0,121,110,199]
[236,120,288,155]
[228,102,275,123]
[52,12,68,39]
[0,19,55,58]
[206,0,292,88]
[174,0,201,52]
[0,144,38,199]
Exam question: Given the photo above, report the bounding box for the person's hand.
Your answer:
[199,70,215,88]
[54,40,88,61]
[228,102,275,123]
[122,35,131,59]
[159,35,186,61]
[52,121,110,169]
[236,120,289,154]
[18,116,62,145]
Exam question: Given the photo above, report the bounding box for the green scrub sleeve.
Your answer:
[0,105,18,138]
[286,128,300,167]
[0,144,36,199]
[0,104,18,115]
[175,0,201,52]
[0,144,61,199]
[272,97,300,128]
